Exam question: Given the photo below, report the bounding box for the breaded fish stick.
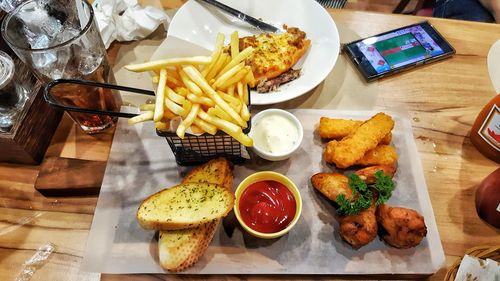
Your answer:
[319,117,392,144]
[324,113,394,168]
[355,145,398,167]
[319,118,361,139]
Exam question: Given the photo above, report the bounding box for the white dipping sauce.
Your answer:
[252,113,299,154]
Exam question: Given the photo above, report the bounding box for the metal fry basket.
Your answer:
[158,86,251,166]
[157,127,250,166]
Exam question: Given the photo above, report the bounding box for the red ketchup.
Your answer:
[239,180,296,233]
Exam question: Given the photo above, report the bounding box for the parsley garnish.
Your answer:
[373,170,395,206]
[335,171,395,216]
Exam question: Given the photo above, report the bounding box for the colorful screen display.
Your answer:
[356,25,444,74]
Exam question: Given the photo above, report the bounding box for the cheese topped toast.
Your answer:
[240,26,310,81]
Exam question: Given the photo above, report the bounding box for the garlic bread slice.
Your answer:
[158,219,220,271]
[137,182,234,230]
[158,158,233,271]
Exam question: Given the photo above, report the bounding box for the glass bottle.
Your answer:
[470,94,500,163]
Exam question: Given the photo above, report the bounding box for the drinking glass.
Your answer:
[0,0,24,12]
[1,0,121,134]
[0,50,32,132]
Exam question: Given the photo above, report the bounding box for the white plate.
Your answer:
[167,0,340,105]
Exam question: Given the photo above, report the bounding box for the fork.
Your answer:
[316,0,348,9]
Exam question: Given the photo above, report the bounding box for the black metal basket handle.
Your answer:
[43,79,156,118]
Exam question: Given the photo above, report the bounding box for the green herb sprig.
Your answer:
[373,170,395,206]
[335,171,395,216]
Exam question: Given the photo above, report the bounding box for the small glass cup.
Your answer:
[0,51,17,131]
[0,50,33,133]
[1,0,121,134]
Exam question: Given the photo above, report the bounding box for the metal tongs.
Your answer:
[43,79,155,118]
[196,0,282,33]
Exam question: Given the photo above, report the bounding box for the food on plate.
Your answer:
[311,170,396,249]
[158,158,233,271]
[339,200,377,249]
[137,182,234,230]
[124,56,212,72]
[255,69,301,93]
[239,26,311,93]
[181,157,233,188]
[125,32,254,146]
[238,180,297,233]
[323,112,395,168]
[319,117,392,145]
[335,171,395,215]
[311,171,395,216]
[376,204,427,249]
[310,173,352,202]
[355,145,398,167]
[159,222,218,271]
[354,165,396,184]
[312,112,427,249]
[251,110,300,155]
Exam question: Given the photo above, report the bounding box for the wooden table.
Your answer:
[1,7,499,281]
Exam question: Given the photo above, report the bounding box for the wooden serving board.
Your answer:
[81,110,445,275]
[34,157,106,196]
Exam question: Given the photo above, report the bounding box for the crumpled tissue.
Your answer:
[92,0,170,48]
[454,254,500,281]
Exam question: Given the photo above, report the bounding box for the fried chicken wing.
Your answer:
[319,117,392,144]
[376,204,427,249]
[311,173,379,249]
[355,165,396,184]
[355,145,398,167]
[311,173,352,201]
[339,202,377,249]
[324,113,395,168]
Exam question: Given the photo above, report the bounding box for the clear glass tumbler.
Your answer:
[0,0,25,12]
[1,0,121,134]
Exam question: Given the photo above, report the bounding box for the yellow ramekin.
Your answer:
[234,171,302,239]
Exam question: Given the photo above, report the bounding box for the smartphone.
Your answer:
[343,21,455,82]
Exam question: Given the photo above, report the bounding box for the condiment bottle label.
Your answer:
[477,104,500,152]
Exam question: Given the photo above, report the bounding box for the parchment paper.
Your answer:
[81,109,445,274]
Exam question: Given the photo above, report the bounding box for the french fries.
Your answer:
[202,33,225,77]
[125,56,211,72]
[124,31,254,146]
[183,66,247,129]
[230,31,239,58]
[128,111,154,125]
[154,69,167,122]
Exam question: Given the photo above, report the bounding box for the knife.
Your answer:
[196,0,281,33]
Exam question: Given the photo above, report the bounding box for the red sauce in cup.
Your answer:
[239,180,296,234]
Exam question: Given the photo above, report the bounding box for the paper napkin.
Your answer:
[93,0,170,48]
